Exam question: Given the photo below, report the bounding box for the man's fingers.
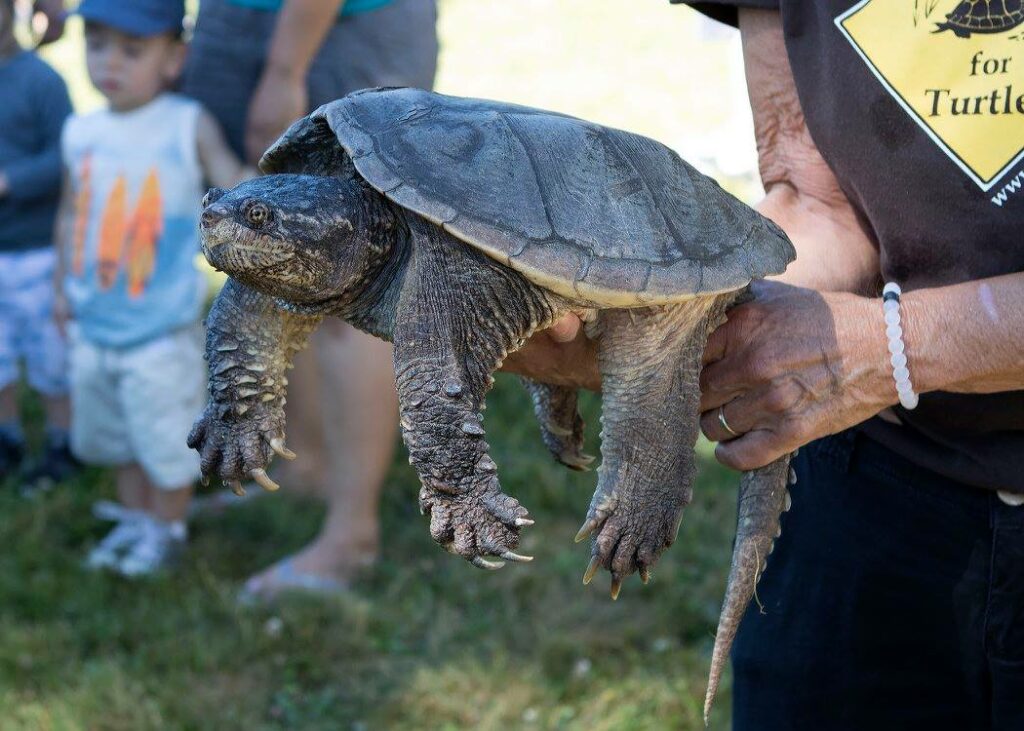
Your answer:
[702,318,730,365]
[714,429,784,472]
[699,356,750,412]
[700,398,752,443]
[547,314,582,343]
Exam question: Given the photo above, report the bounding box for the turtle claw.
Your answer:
[560,451,596,472]
[251,468,280,492]
[471,556,505,571]
[228,480,246,497]
[515,517,535,527]
[574,518,599,544]
[610,576,622,601]
[639,566,651,584]
[582,556,601,585]
[269,437,296,461]
[499,550,533,563]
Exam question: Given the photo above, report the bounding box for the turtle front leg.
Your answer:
[520,379,594,471]
[393,225,565,569]
[187,279,321,494]
[576,296,735,597]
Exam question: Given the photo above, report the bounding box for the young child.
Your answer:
[0,0,78,488]
[56,0,251,575]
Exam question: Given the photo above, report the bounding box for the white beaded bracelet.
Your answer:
[882,282,918,410]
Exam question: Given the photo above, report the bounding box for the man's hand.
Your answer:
[245,68,307,165]
[501,313,601,391]
[699,281,894,471]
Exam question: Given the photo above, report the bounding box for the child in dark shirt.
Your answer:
[0,0,78,488]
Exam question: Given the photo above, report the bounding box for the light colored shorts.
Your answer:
[0,249,69,396]
[69,324,206,489]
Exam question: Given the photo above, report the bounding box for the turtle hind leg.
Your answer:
[520,379,594,471]
[577,294,735,598]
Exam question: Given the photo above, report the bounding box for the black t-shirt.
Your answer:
[674,0,1024,491]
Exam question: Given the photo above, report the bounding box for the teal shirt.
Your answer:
[227,0,393,16]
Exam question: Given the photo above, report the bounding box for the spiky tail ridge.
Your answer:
[703,454,793,725]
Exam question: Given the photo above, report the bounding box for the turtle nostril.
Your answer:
[202,187,227,209]
[200,208,219,228]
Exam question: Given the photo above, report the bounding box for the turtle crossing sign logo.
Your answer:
[836,0,1024,194]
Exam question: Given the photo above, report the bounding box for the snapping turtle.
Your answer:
[935,0,1024,36]
[188,88,795,718]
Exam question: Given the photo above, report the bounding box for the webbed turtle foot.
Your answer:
[187,402,294,495]
[419,482,534,570]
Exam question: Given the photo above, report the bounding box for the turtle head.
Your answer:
[200,174,394,308]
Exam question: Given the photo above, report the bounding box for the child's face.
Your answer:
[84,22,185,112]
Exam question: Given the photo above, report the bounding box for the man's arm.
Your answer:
[244,0,346,163]
[740,9,878,294]
[696,9,1024,470]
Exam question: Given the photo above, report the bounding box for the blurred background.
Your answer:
[4,1,763,728]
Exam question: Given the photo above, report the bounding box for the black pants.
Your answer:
[732,430,1024,731]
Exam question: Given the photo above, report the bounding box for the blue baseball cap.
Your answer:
[76,0,185,37]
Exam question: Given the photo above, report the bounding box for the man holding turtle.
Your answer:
[510,2,1024,728]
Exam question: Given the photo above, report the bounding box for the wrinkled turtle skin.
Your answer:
[187,88,796,720]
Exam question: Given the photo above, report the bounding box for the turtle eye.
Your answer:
[244,201,272,228]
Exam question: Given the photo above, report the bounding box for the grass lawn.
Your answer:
[13,1,758,728]
[1,381,741,731]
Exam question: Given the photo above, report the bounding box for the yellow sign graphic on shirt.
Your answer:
[836,0,1024,190]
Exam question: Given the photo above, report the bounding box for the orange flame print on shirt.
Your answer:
[125,168,163,298]
[71,153,91,277]
[97,174,127,289]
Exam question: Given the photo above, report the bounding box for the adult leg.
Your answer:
[246,0,439,595]
[988,496,1024,730]
[243,321,397,594]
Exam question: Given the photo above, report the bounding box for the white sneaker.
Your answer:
[86,518,146,570]
[118,517,187,577]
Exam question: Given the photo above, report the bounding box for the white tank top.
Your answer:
[62,93,206,347]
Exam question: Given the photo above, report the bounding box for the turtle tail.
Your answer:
[703,454,793,726]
